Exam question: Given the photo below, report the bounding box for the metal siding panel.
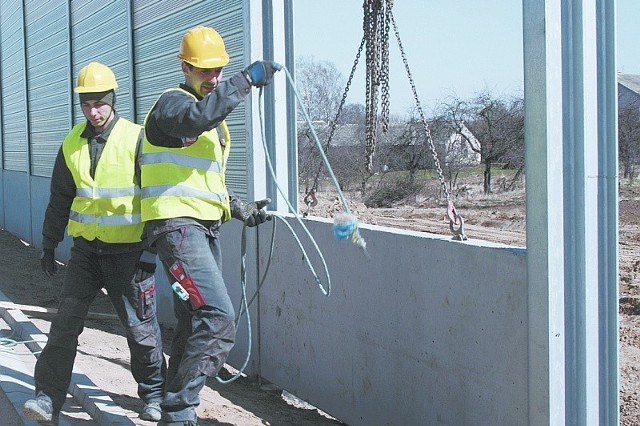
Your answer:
[25,0,70,177]
[0,173,4,227]
[0,0,28,172]
[225,112,247,196]
[0,14,3,165]
[132,0,247,197]
[70,0,133,122]
[4,170,32,240]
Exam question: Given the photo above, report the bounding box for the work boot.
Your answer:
[23,394,59,425]
[140,401,161,421]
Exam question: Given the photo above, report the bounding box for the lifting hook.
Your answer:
[447,200,467,241]
[303,189,318,217]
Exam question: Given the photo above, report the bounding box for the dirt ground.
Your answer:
[0,233,342,425]
[0,176,638,424]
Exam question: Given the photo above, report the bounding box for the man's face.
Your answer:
[81,100,113,129]
[183,63,223,97]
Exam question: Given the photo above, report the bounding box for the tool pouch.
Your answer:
[169,261,206,310]
[136,276,156,321]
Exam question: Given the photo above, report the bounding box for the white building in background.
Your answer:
[443,122,481,166]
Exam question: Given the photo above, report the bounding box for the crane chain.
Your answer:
[380,0,391,135]
[308,37,366,193]
[363,0,393,175]
[389,11,450,201]
[364,0,379,174]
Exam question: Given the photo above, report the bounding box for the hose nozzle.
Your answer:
[333,212,367,251]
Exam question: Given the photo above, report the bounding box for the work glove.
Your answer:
[231,198,273,227]
[134,250,157,282]
[41,248,58,278]
[243,61,281,88]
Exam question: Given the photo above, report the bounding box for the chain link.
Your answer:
[363,0,394,175]
[364,0,378,174]
[309,37,366,191]
[390,12,450,201]
[310,0,450,202]
[380,0,391,135]
[305,1,461,237]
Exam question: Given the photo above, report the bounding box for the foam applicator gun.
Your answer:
[333,212,368,254]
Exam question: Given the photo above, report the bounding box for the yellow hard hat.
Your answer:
[74,62,118,93]
[178,26,229,68]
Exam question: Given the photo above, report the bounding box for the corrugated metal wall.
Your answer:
[70,0,134,125]
[1,0,29,173]
[0,0,250,200]
[133,0,248,197]
[1,0,253,185]
[25,0,70,177]
[0,10,3,165]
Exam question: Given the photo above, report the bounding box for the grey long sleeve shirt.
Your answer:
[144,72,251,148]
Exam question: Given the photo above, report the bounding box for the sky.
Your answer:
[293,1,640,117]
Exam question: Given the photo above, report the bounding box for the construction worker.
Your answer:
[22,62,166,425]
[140,25,278,425]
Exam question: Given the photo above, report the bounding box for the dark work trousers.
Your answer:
[33,245,166,414]
[146,219,236,423]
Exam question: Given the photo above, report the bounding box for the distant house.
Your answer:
[618,73,640,119]
[433,122,481,166]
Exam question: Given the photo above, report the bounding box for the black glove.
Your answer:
[41,249,58,278]
[231,198,273,227]
[243,61,281,88]
[134,250,157,282]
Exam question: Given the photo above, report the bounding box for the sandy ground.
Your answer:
[0,178,637,424]
[0,231,341,425]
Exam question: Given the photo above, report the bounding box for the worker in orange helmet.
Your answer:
[139,25,279,425]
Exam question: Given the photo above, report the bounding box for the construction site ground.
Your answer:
[0,175,638,425]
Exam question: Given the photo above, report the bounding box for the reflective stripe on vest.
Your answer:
[75,187,140,198]
[140,88,232,222]
[69,211,142,225]
[62,119,144,243]
[141,184,226,202]
[139,152,223,172]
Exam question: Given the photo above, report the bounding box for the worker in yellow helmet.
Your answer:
[140,25,279,425]
[22,62,166,425]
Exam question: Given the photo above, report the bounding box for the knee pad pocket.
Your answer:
[134,276,157,321]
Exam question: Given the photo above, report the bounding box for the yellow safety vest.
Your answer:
[63,119,144,243]
[140,88,232,222]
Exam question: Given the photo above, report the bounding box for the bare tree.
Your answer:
[439,92,525,194]
[297,125,326,192]
[295,57,344,193]
[295,57,370,194]
[388,107,437,179]
[341,103,366,125]
[295,56,345,123]
[619,103,640,183]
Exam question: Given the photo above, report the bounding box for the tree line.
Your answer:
[295,56,639,207]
